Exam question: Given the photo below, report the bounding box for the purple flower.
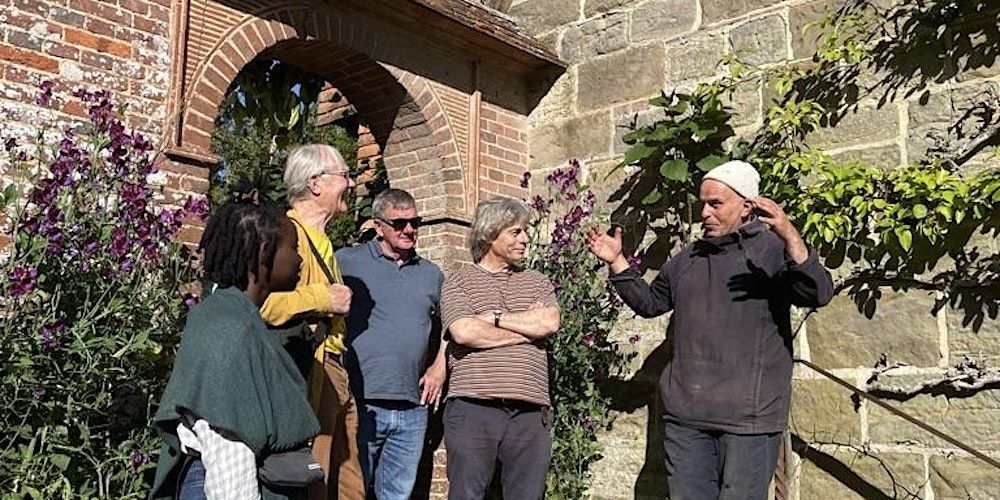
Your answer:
[109,227,128,256]
[579,414,599,432]
[83,237,98,255]
[182,293,199,309]
[32,387,47,401]
[120,258,135,272]
[40,322,66,350]
[546,159,582,202]
[184,196,209,221]
[628,333,641,345]
[627,254,642,270]
[529,195,550,214]
[36,80,54,107]
[8,266,38,297]
[47,230,65,255]
[520,171,532,189]
[582,332,597,347]
[129,453,151,471]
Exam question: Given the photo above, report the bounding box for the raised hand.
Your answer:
[753,197,808,264]
[585,226,630,273]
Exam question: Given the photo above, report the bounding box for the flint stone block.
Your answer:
[584,0,641,18]
[798,450,925,498]
[947,302,1000,365]
[701,0,783,24]
[867,373,1000,449]
[807,104,900,148]
[808,290,940,369]
[832,144,903,170]
[790,378,862,444]
[577,44,665,111]
[630,0,698,43]
[665,34,724,83]
[788,0,840,59]
[529,67,576,123]
[930,455,1000,499]
[509,0,580,34]
[528,111,612,169]
[728,14,788,65]
[560,12,630,64]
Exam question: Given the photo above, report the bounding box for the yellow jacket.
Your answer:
[261,209,348,409]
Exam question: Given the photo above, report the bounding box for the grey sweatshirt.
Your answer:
[610,220,834,434]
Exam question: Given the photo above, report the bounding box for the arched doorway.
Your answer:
[161,0,561,269]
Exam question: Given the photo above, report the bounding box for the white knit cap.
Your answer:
[702,160,760,199]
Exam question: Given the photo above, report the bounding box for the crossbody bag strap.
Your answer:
[289,218,337,284]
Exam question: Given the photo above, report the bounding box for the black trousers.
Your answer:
[442,398,551,500]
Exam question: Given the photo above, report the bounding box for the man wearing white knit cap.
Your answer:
[586,160,834,499]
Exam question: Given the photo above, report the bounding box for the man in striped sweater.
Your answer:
[440,196,561,500]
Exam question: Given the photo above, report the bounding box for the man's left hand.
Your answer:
[419,360,447,406]
[753,197,808,264]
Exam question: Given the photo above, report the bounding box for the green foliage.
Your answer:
[525,163,635,498]
[614,0,999,318]
[0,87,202,497]
[210,59,386,246]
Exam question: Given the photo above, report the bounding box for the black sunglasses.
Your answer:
[377,217,422,230]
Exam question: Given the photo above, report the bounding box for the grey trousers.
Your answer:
[442,398,552,500]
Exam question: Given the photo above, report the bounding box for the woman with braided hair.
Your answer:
[151,202,321,500]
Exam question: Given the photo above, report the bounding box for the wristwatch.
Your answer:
[492,309,502,327]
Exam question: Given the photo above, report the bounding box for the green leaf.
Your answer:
[621,144,656,166]
[695,155,726,172]
[659,159,688,181]
[935,205,952,221]
[912,203,928,219]
[50,453,70,470]
[641,189,663,205]
[894,226,912,251]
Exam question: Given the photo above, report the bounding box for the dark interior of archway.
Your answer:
[261,39,410,149]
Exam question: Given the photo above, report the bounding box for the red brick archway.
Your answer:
[164,1,494,264]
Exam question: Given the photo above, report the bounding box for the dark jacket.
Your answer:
[151,286,319,500]
[610,221,834,434]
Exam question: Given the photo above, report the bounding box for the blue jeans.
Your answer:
[663,421,782,500]
[357,400,428,500]
[178,458,206,500]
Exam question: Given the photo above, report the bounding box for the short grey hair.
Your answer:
[467,196,530,263]
[372,188,416,219]
[284,144,348,202]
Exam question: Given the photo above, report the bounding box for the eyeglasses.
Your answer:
[314,170,351,180]
[377,217,422,230]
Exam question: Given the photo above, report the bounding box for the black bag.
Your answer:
[258,445,324,488]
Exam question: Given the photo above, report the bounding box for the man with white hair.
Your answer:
[261,143,364,500]
[586,160,834,499]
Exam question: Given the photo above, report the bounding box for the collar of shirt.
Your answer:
[367,238,421,266]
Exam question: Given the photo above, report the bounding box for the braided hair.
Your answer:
[199,202,287,290]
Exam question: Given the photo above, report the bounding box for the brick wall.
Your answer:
[0,0,210,241]
[506,0,1000,498]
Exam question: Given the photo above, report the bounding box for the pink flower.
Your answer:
[582,332,597,347]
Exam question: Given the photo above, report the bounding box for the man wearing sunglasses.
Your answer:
[335,189,445,500]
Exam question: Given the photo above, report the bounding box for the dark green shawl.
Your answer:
[150,286,319,499]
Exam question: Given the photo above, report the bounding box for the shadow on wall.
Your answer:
[603,322,674,499]
[790,0,1000,178]
[790,434,924,499]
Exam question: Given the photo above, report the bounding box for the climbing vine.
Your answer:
[616,1,1000,320]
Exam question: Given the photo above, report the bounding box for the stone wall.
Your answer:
[507,0,1000,498]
